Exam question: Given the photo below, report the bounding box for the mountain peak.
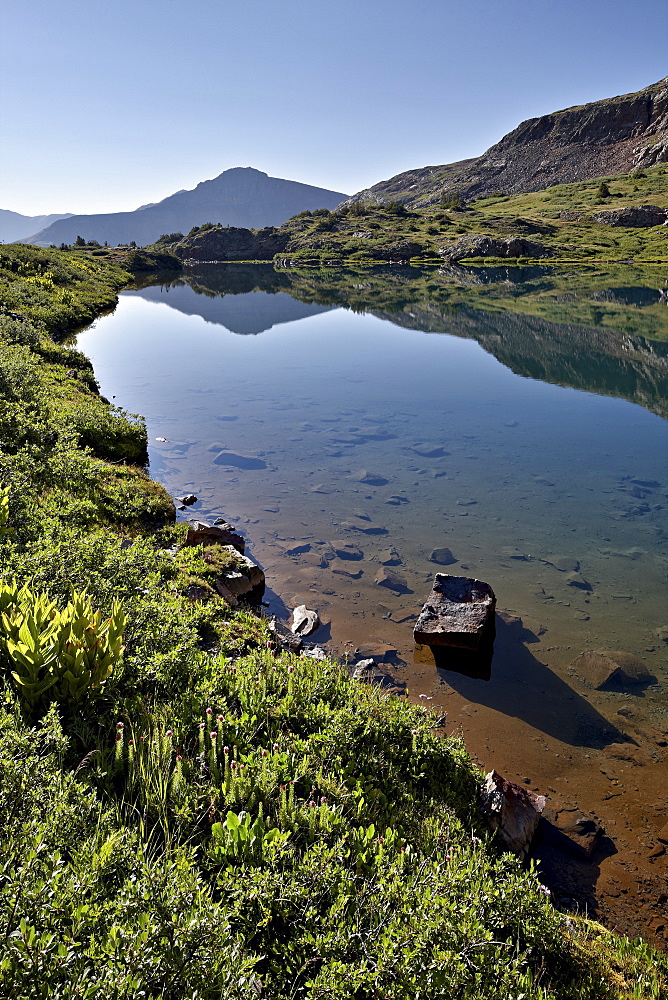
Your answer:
[22,170,348,247]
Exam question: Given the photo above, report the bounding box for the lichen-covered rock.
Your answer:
[439,234,554,262]
[593,204,667,227]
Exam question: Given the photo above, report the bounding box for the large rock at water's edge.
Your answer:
[213,545,265,606]
[593,204,667,227]
[291,605,320,637]
[572,649,655,689]
[414,574,495,650]
[440,234,554,262]
[480,771,545,860]
[183,520,245,554]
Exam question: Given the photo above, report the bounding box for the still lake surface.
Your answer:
[76,266,668,697]
[76,264,668,931]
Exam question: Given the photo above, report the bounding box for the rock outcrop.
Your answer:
[440,235,554,262]
[593,204,668,227]
[345,78,668,208]
[174,225,290,262]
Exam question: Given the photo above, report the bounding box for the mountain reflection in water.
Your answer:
[129,263,668,419]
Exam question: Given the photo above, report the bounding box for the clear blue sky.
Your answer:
[1,0,666,215]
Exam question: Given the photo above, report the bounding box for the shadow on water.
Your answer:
[532,824,618,918]
[429,615,633,749]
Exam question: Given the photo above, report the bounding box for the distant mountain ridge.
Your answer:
[24,168,348,247]
[346,77,668,208]
[0,209,73,243]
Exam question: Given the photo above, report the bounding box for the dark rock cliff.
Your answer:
[347,78,668,208]
[172,225,290,262]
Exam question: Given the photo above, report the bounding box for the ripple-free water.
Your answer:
[77,276,667,685]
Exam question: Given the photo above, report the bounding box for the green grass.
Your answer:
[276,162,668,264]
[0,246,666,998]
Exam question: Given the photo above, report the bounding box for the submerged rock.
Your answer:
[544,555,580,573]
[330,559,364,579]
[414,574,495,650]
[348,469,389,486]
[572,649,655,689]
[330,540,364,560]
[541,806,604,859]
[378,546,402,566]
[429,546,457,566]
[374,567,410,593]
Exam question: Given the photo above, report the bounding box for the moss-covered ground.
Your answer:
[0,245,665,997]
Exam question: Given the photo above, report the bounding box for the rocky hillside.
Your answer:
[346,78,668,208]
[24,168,348,247]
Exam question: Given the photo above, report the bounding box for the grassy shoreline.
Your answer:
[152,163,668,270]
[0,244,666,997]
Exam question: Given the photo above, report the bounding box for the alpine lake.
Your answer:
[75,262,668,943]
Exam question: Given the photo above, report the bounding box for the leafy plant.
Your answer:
[0,486,10,539]
[0,580,126,709]
[207,808,290,866]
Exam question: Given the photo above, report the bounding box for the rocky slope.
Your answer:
[346,78,668,209]
[24,168,348,247]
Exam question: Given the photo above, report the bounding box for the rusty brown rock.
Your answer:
[572,649,655,689]
[480,771,545,859]
[414,574,495,650]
